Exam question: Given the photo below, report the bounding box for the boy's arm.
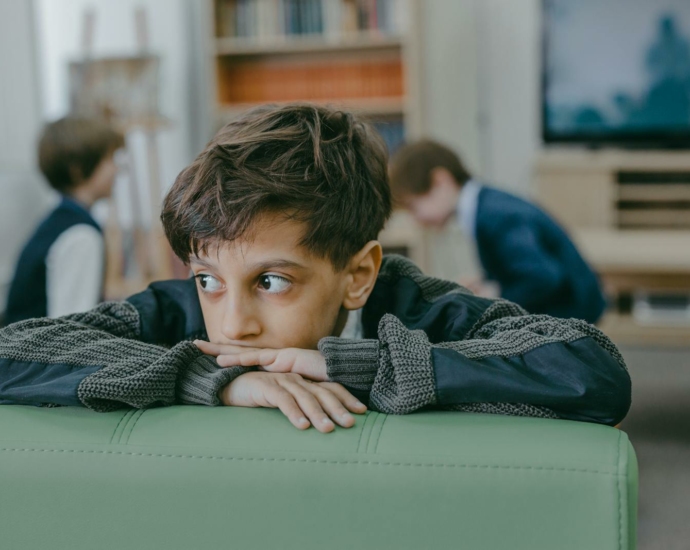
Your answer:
[0,300,245,411]
[319,300,631,426]
[487,221,566,311]
[203,258,630,426]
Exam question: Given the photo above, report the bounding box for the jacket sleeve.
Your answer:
[0,300,245,411]
[489,221,566,311]
[319,299,631,426]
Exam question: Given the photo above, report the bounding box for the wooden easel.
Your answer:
[79,7,173,299]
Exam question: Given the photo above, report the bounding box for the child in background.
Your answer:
[0,105,629,431]
[4,117,124,324]
[389,140,607,324]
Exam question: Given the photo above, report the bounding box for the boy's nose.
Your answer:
[220,296,261,342]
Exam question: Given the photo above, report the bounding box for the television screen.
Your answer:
[543,0,690,146]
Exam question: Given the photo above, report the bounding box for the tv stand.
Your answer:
[535,148,690,346]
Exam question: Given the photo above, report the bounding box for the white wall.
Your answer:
[418,0,543,280]
[476,0,542,196]
[0,1,41,171]
[0,0,55,312]
[0,0,200,312]
[34,0,197,222]
[419,0,482,173]
[421,0,542,196]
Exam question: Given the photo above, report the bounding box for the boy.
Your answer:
[0,104,630,433]
[4,117,124,324]
[389,140,607,323]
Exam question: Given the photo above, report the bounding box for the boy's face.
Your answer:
[87,151,120,200]
[403,167,460,228]
[189,216,352,349]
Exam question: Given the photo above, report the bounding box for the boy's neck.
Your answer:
[332,307,350,337]
[67,186,99,209]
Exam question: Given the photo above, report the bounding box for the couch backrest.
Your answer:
[0,406,637,549]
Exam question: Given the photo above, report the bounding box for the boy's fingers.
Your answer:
[318,382,367,414]
[193,340,225,356]
[280,380,335,433]
[305,383,355,428]
[216,351,255,367]
[194,340,261,357]
[269,387,310,430]
[216,349,279,368]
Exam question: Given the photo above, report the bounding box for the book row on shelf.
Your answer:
[217,57,404,103]
[216,0,408,40]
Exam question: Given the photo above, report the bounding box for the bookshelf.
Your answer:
[205,0,428,269]
[209,0,414,151]
[215,32,404,55]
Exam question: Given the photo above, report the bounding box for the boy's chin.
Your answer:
[425,219,448,231]
[418,214,452,230]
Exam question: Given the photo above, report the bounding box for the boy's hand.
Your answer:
[220,371,366,432]
[194,341,328,381]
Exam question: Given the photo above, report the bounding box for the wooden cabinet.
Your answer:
[535,149,690,345]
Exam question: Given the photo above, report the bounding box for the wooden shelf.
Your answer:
[216,32,404,56]
[598,312,690,348]
[536,148,690,172]
[217,96,406,123]
[618,184,690,202]
[534,146,690,347]
[573,228,690,273]
[618,209,690,229]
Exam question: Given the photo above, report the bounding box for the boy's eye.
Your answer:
[195,274,223,293]
[258,274,290,294]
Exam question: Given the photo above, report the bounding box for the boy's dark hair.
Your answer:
[162,103,392,271]
[38,117,124,193]
[389,139,471,197]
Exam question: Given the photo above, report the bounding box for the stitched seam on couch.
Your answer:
[0,447,623,474]
[371,414,388,454]
[122,410,146,445]
[109,410,135,445]
[617,429,624,550]
[356,412,377,453]
[365,413,385,454]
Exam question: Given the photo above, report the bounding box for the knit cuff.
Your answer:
[177,354,248,406]
[368,314,437,415]
[318,337,380,391]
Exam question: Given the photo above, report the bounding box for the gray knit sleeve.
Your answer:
[319,319,438,414]
[0,301,246,411]
[77,340,247,411]
[320,256,630,424]
[321,307,629,424]
[317,338,379,391]
[319,302,531,416]
[320,313,558,418]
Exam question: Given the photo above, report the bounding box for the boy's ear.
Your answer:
[430,166,457,190]
[342,240,383,311]
[68,164,84,186]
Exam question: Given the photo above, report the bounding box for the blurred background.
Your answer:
[0,1,689,547]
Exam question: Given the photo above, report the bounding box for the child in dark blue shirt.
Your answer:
[4,117,124,324]
[390,140,606,323]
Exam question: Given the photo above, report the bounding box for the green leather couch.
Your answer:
[0,406,637,549]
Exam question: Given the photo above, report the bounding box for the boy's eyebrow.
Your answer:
[189,257,216,269]
[250,259,307,272]
[189,257,307,272]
